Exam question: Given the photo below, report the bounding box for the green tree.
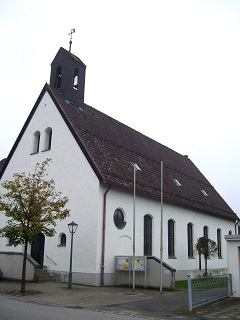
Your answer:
[195,237,218,277]
[0,159,70,293]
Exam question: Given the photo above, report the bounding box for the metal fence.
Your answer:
[187,273,232,311]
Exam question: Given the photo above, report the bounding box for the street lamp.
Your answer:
[131,162,141,291]
[68,221,78,289]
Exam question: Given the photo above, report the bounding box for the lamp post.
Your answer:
[131,162,141,291]
[68,221,78,289]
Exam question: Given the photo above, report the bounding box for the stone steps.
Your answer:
[38,269,58,282]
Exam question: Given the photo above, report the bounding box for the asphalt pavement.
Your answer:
[0,280,239,319]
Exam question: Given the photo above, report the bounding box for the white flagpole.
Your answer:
[133,165,136,291]
[131,162,141,291]
[160,160,163,294]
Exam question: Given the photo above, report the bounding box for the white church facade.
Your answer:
[0,47,238,287]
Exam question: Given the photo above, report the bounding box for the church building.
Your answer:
[0,47,238,287]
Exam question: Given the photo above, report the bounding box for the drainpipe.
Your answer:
[100,184,111,286]
[235,220,240,235]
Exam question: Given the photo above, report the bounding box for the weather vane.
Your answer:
[69,28,75,53]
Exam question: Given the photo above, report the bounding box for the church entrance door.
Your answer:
[31,233,45,268]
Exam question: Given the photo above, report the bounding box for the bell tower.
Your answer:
[50,47,86,109]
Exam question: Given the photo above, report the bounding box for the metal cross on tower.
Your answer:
[69,28,75,52]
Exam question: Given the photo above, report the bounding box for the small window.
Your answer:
[73,67,79,90]
[174,179,182,187]
[43,127,52,151]
[32,131,40,154]
[58,233,66,246]
[113,208,126,229]
[55,66,61,88]
[201,189,208,196]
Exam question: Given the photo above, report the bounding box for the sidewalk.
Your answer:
[0,280,239,319]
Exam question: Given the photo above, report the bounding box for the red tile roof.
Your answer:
[46,84,238,221]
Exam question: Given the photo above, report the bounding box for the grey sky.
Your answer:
[0,0,239,215]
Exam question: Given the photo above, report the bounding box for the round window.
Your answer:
[113,209,126,229]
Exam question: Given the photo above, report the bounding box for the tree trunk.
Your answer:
[199,253,201,270]
[21,240,28,293]
[204,255,208,277]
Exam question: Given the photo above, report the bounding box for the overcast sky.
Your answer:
[0,0,239,215]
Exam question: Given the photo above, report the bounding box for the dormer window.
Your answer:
[201,189,208,197]
[73,67,79,90]
[174,179,182,187]
[55,66,61,88]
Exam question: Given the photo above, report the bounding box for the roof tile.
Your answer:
[47,84,238,221]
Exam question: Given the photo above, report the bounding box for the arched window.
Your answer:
[203,225,209,239]
[168,219,175,257]
[43,127,52,151]
[6,237,13,246]
[32,131,40,154]
[55,66,61,88]
[58,233,66,246]
[73,67,79,90]
[187,223,194,258]
[144,215,152,256]
[217,228,222,258]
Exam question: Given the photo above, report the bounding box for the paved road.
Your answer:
[0,281,240,319]
[0,295,146,320]
[0,281,191,319]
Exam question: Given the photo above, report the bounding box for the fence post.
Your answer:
[187,273,192,312]
[228,274,233,296]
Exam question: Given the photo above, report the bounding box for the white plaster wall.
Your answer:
[162,204,234,273]
[102,185,235,280]
[0,92,101,274]
[0,253,37,281]
[225,236,240,296]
